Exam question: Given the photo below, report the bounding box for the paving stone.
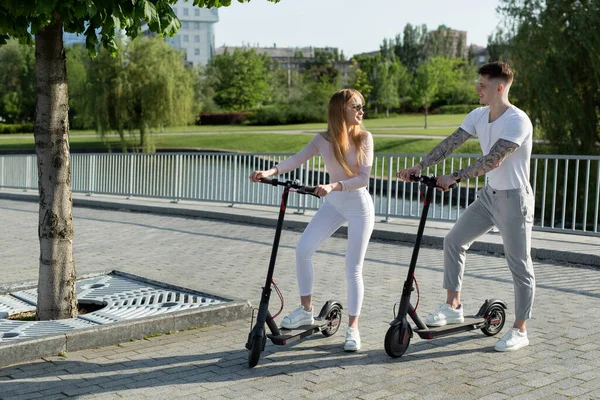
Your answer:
[0,199,598,400]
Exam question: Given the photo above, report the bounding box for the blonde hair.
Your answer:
[325,88,367,176]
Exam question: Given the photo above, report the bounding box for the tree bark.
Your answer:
[34,19,77,321]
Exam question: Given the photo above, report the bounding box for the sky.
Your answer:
[214,0,504,57]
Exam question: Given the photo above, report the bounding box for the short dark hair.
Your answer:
[478,61,514,85]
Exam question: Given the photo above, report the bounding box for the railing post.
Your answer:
[382,155,393,222]
[172,154,181,203]
[127,154,134,200]
[229,154,238,207]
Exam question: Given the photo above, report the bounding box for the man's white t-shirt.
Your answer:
[460,105,533,190]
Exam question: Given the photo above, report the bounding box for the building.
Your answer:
[470,45,490,68]
[425,26,468,59]
[166,1,218,67]
[63,3,218,68]
[214,44,352,85]
[63,31,87,48]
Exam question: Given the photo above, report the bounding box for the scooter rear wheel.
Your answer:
[384,322,412,358]
[321,303,342,337]
[481,304,506,336]
[248,332,265,368]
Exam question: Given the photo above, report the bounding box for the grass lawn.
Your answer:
[0,114,472,154]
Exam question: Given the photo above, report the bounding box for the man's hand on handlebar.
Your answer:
[436,174,458,192]
[397,164,422,182]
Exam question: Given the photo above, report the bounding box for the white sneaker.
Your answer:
[495,328,529,352]
[281,305,314,329]
[425,303,465,327]
[344,326,361,352]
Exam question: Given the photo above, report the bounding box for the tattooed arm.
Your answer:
[417,127,472,169]
[396,127,472,181]
[435,139,520,191]
[455,139,519,180]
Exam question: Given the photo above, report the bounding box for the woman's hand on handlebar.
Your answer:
[314,183,336,197]
[249,169,274,182]
[397,165,422,182]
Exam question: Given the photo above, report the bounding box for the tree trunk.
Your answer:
[424,106,429,129]
[34,20,77,321]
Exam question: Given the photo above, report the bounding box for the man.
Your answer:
[397,61,535,352]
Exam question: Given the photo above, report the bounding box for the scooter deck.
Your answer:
[267,319,330,345]
[414,316,486,339]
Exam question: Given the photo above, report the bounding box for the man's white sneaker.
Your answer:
[494,328,529,352]
[425,303,465,327]
[344,326,361,352]
[281,305,314,329]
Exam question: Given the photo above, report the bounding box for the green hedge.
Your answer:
[437,104,480,114]
[249,104,326,125]
[0,123,34,134]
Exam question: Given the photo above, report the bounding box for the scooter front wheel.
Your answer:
[247,332,266,368]
[384,322,412,358]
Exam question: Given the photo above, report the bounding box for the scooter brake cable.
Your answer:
[413,274,421,311]
[270,279,285,319]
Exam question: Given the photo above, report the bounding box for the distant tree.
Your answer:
[348,58,373,102]
[498,0,600,154]
[90,37,197,151]
[0,40,35,123]
[207,48,272,111]
[486,28,512,62]
[371,57,403,117]
[66,47,92,129]
[412,57,455,128]
[395,23,428,73]
[0,0,279,321]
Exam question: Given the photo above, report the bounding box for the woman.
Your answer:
[249,89,375,352]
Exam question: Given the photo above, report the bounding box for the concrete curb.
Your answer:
[0,270,252,368]
[0,191,597,267]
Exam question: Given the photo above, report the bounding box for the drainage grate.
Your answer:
[0,273,227,342]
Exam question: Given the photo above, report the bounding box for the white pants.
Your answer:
[295,188,375,316]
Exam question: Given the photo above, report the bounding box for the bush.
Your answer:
[437,104,480,114]
[0,123,34,134]
[198,112,250,125]
[249,104,327,125]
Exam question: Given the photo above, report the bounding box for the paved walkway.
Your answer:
[0,193,598,399]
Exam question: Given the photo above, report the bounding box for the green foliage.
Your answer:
[0,39,35,123]
[0,123,34,133]
[206,48,272,111]
[371,58,400,116]
[66,46,93,129]
[498,0,600,154]
[348,59,373,100]
[394,24,428,73]
[86,37,198,151]
[249,103,326,125]
[438,104,480,114]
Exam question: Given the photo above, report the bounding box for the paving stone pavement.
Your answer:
[0,198,599,399]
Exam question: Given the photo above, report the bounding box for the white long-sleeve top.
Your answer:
[275,132,374,191]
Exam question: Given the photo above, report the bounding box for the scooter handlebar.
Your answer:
[409,174,460,190]
[259,178,320,198]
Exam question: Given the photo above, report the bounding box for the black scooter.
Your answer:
[246,178,343,368]
[384,175,507,358]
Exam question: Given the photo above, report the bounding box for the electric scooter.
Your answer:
[384,174,507,358]
[245,178,343,368]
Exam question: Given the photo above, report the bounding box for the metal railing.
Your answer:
[1,152,598,236]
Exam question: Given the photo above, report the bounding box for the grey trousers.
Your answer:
[443,184,536,320]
